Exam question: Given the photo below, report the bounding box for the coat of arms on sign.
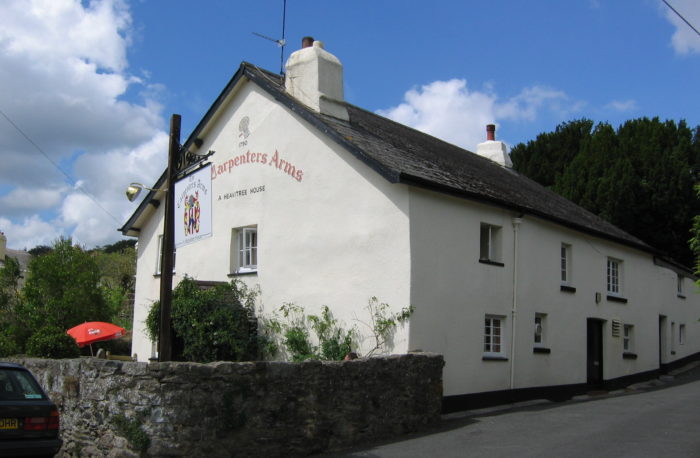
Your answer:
[184,191,201,235]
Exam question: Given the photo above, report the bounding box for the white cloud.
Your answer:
[0,215,62,250]
[0,0,166,250]
[662,0,700,54]
[0,187,65,215]
[377,79,571,151]
[605,99,638,112]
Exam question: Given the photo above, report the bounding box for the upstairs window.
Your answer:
[607,257,622,296]
[561,243,572,284]
[231,226,257,274]
[480,223,502,265]
[677,275,685,298]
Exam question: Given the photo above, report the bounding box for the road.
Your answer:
[321,364,700,457]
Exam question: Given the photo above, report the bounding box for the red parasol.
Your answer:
[66,322,126,348]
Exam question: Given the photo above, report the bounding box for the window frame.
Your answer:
[606,257,623,296]
[677,275,686,299]
[483,315,506,358]
[623,324,634,352]
[479,223,503,265]
[679,324,686,345]
[231,226,258,274]
[155,235,175,276]
[534,313,546,347]
[560,243,572,285]
[155,235,163,275]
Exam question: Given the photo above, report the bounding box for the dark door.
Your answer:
[659,315,667,369]
[587,319,604,385]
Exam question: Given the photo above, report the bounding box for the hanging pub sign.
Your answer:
[174,166,212,248]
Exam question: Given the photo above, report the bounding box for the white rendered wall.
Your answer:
[407,187,700,397]
[130,80,412,361]
[131,202,164,360]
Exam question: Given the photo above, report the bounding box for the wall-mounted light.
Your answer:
[125,182,165,202]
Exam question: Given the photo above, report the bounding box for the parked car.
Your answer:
[0,362,62,457]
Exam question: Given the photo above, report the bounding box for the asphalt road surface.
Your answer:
[321,363,700,458]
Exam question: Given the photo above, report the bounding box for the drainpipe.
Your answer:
[510,216,523,390]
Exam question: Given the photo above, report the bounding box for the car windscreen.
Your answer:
[0,368,46,401]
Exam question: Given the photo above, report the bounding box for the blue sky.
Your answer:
[0,0,699,250]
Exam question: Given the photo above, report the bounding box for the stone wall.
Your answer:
[12,353,444,457]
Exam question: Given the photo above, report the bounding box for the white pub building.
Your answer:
[121,39,700,410]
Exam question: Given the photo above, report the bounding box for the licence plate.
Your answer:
[0,418,18,429]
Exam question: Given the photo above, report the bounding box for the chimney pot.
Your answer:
[301,36,314,48]
[486,124,496,141]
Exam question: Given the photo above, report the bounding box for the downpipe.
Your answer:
[509,216,523,390]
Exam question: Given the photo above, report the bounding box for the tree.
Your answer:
[91,245,136,329]
[0,256,23,356]
[512,117,700,267]
[510,119,594,188]
[28,245,52,257]
[17,238,110,343]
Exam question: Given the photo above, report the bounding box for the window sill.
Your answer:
[482,355,508,361]
[677,294,686,300]
[606,295,628,304]
[479,259,505,267]
[622,352,637,360]
[533,347,551,354]
[560,285,576,293]
[227,271,258,277]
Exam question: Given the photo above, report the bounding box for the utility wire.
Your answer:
[663,0,700,39]
[0,107,121,225]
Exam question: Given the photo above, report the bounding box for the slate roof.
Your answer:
[121,62,653,256]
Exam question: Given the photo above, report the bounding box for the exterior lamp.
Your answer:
[125,183,164,202]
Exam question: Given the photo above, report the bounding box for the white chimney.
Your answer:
[476,124,512,168]
[285,37,349,121]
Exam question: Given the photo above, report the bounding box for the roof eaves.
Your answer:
[119,64,253,236]
[398,172,655,255]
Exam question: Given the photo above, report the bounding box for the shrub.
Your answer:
[146,277,259,362]
[271,303,356,362]
[26,326,80,359]
[0,334,20,357]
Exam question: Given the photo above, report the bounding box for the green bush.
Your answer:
[25,326,81,359]
[0,334,20,357]
[146,277,259,363]
[272,303,355,362]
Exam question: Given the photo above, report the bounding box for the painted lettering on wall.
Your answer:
[211,149,304,182]
[218,185,266,201]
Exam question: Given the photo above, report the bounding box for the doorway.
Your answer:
[587,319,604,385]
[659,315,667,369]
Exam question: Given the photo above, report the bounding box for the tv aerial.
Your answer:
[252,0,287,75]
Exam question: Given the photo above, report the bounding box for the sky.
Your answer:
[1,0,699,251]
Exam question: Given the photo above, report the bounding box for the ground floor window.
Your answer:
[623,324,634,352]
[534,313,546,347]
[679,324,686,345]
[484,315,505,357]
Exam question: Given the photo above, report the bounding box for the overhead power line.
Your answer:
[663,0,700,39]
[0,107,121,225]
